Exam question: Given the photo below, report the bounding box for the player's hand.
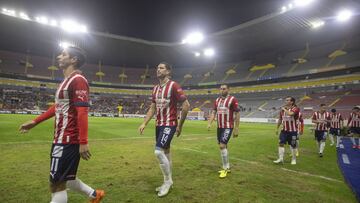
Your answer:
[19,120,37,134]
[176,126,182,137]
[138,123,146,135]
[299,131,303,135]
[207,124,211,131]
[79,144,91,161]
[233,127,239,138]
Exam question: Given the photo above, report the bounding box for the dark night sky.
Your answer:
[1,0,287,42]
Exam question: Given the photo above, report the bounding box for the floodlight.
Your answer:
[50,20,58,26]
[310,20,325,28]
[19,12,30,20]
[182,32,204,45]
[36,16,48,24]
[336,9,352,22]
[294,0,314,7]
[194,52,201,57]
[2,8,16,17]
[59,42,74,48]
[204,48,215,57]
[60,19,87,33]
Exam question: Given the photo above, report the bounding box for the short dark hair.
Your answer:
[67,46,86,68]
[331,108,336,113]
[320,103,326,107]
[353,106,360,110]
[159,62,172,71]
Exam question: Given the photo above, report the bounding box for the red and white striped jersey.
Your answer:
[348,112,360,128]
[330,113,343,129]
[213,95,240,128]
[152,80,186,126]
[54,71,89,144]
[279,106,300,132]
[312,111,331,131]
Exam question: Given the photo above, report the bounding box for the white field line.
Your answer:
[280,168,342,183]
[0,134,211,145]
[177,147,343,183]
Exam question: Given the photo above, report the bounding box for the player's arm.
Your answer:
[312,113,321,124]
[176,99,190,137]
[19,104,56,133]
[71,76,91,160]
[233,111,240,138]
[207,110,216,130]
[299,118,304,135]
[340,115,344,128]
[347,114,352,127]
[139,103,156,135]
[282,107,295,116]
[276,111,282,135]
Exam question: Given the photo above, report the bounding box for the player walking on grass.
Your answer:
[138,62,190,197]
[328,108,344,148]
[312,104,331,157]
[19,47,104,203]
[347,106,360,149]
[289,111,304,157]
[208,84,240,178]
[274,96,300,165]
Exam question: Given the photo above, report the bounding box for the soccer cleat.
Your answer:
[273,158,283,164]
[319,153,323,158]
[352,145,357,149]
[218,169,231,173]
[157,182,173,197]
[89,190,105,203]
[291,159,296,165]
[219,170,228,178]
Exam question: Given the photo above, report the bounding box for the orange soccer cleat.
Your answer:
[90,190,105,203]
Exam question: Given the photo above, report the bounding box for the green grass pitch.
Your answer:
[0,114,356,202]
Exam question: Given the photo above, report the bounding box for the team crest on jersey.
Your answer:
[217,106,228,114]
[156,98,170,109]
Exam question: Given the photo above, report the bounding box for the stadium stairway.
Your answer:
[328,91,351,108]
[337,138,360,202]
[245,101,268,117]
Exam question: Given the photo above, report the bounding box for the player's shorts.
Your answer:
[217,128,233,144]
[329,128,340,136]
[314,130,327,142]
[349,127,360,135]
[49,144,80,183]
[155,126,176,149]
[279,131,297,147]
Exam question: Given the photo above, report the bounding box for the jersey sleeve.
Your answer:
[312,112,317,120]
[291,107,300,117]
[213,100,217,111]
[70,76,89,107]
[172,82,187,102]
[231,98,240,112]
[152,86,157,103]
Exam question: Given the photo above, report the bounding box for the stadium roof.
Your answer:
[0,0,359,68]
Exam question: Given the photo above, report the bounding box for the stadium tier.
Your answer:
[1,36,360,86]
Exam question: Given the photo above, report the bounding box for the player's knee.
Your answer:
[49,181,66,193]
[279,143,285,147]
[219,143,226,149]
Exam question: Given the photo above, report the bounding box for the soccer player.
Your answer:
[289,111,304,157]
[138,62,190,197]
[312,104,331,157]
[274,97,300,165]
[207,84,240,178]
[347,106,360,149]
[329,108,344,148]
[19,47,104,203]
